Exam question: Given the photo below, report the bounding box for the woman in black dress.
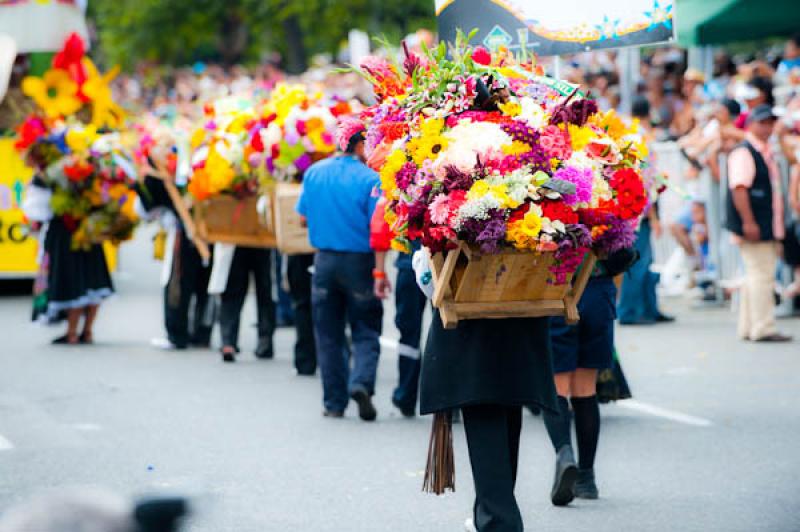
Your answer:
[420,313,558,532]
[24,147,114,345]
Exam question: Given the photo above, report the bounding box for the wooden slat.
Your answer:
[432,247,460,308]
[450,299,565,320]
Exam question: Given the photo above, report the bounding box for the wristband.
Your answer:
[372,269,387,280]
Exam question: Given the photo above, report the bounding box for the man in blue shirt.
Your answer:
[296,126,383,421]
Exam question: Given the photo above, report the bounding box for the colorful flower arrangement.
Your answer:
[246,83,354,181]
[186,97,261,201]
[352,35,650,282]
[187,83,355,201]
[15,34,139,250]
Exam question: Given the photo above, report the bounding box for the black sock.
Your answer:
[542,395,572,451]
[571,395,600,470]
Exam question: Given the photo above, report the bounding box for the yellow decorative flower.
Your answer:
[498,101,521,117]
[567,124,596,151]
[467,181,518,209]
[81,58,125,128]
[379,149,406,198]
[406,118,447,166]
[65,125,98,153]
[204,149,236,194]
[21,68,82,119]
[591,109,627,140]
[501,140,531,156]
[507,210,543,249]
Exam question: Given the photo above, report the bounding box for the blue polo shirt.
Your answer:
[296,155,380,253]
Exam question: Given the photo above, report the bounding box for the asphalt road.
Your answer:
[1,229,799,531]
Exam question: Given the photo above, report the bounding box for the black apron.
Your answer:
[419,311,558,415]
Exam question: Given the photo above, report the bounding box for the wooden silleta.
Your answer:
[429,243,596,329]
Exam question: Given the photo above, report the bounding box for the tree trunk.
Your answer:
[282,14,307,74]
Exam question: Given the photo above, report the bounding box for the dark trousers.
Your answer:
[462,404,524,532]
[274,252,295,324]
[392,265,427,410]
[312,251,382,413]
[618,219,659,323]
[219,247,275,352]
[164,228,212,348]
[288,253,316,375]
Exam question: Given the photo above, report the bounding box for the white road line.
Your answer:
[617,399,712,427]
[379,337,399,350]
[0,434,14,451]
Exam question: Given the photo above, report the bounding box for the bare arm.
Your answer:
[789,165,800,216]
[732,187,761,241]
[373,250,391,299]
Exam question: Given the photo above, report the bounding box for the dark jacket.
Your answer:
[725,141,774,241]
[419,312,559,415]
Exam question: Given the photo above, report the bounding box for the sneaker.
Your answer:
[151,338,179,350]
[573,468,599,499]
[350,388,377,421]
[464,518,477,532]
[550,445,578,506]
[254,340,274,359]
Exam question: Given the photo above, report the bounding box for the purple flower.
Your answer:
[551,98,599,127]
[457,208,507,254]
[594,218,637,253]
[553,166,593,206]
[442,165,474,192]
[395,162,417,191]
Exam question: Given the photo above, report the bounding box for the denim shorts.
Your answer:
[550,277,616,374]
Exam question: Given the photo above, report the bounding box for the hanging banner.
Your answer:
[436,0,674,56]
[0,0,88,53]
[0,138,37,278]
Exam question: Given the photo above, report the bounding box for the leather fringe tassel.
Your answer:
[422,410,455,494]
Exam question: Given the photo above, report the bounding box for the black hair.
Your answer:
[720,98,741,118]
[748,76,775,106]
[631,96,650,119]
[345,131,365,154]
[790,32,800,48]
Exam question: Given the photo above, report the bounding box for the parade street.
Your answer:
[0,231,797,532]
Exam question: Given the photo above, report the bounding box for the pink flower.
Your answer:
[336,115,365,151]
[471,46,492,66]
[539,125,573,160]
[429,194,451,224]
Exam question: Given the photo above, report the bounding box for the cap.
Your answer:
[747,104,776,125]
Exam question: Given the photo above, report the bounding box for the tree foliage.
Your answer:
[88,0,436,72]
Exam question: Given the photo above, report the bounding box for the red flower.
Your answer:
[14,116,48,151]
[541,201,579,225]
[471,46,492,66]
[508,204,529,224]
[610,168,647,220]
[64,162,94,183]
[53,32,88,101]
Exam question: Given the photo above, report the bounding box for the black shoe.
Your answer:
[323,410,344,418]
[573,468,599,499]
[254,343,274,359]
[527,405,541,416]
[220,348,236,363]
[351,389,377,421]
[551,445,578,506]
[52,334,79,345]
[392,397,415,418]
[655,313,675,323]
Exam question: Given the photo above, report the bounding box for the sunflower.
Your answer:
[21,69,82,119]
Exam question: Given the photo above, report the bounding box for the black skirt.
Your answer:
[419,311,558,415]
[41,217,114,321]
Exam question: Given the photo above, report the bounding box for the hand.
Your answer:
[743,221,761,242]
[374,277,392,300]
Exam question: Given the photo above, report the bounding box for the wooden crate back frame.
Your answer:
[429,243,597,329]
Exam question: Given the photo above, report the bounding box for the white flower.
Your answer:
[453,194,501,230]
[517,97,549,130]
[433,121,511,178]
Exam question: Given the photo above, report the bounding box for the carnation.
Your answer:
[552,166,593,206]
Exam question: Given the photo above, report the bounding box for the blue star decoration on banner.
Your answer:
[595,15,621,41]
[644,0,673,31]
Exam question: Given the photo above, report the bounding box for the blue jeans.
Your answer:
[312,251,383,413]
[618,219,660,323]
[392,262,427,411]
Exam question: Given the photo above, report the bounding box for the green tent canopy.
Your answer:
[676,0,800,46]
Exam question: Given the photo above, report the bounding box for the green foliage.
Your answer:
[88,0,436,72]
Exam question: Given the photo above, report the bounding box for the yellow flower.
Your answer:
[406,118,448,165]
[204,149,236,194]
[263,83,309,126]
[379,149,406,198]
[391,239,410,253]
[506,210,543,249]
[567,124,596,151]
[591,109,627,140]
[21,69,82,119]
[467,180,491,200]
[498,101,521,117]
[81,58,125,129]
[502,140,531,156]
[190,129,207,150]
[65,125,98,153]
[467,181,518,209]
